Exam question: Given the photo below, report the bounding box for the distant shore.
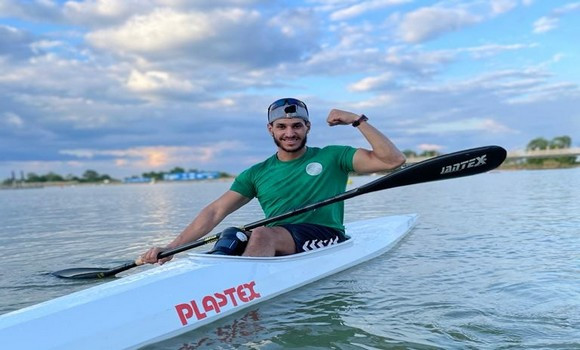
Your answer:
[0,177,235,190]
[2,165,578,191]
[498,162,580,171]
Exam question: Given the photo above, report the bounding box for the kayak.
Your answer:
[0,214,417,349]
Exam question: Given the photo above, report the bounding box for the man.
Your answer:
[141,98,404,264]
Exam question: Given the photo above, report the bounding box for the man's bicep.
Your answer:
[352,148,397,174]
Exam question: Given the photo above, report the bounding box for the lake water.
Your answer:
[0,168,579,349]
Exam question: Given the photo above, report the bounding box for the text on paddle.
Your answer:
[440,154,487,174]
[174,281,261,326]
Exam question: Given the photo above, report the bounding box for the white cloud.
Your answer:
[199,98,237,109]
[460,43,537,59]
[2,112,24,128]
[385,46,455,73]
[505,82,579,104]
[490,0,517,15]
[418,143,444,151]
[399,6,481,43]
[30,40,65,53]
[553,2,580,15]
[348,72,395,92]
[60,142,243,169]
[0,25,34,58]
[86,8,215,53]
[330,0,410,21]
[64,0,142,23]
[481,119,518,133]
[85,7,319,67]
[533,16,558,34]
[0,0,61,21]
[349,94,396,109]
[407,118,516,135]
[126,69,198,94]
[533,2,580,33]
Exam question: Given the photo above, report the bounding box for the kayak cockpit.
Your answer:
[189,235,354,262]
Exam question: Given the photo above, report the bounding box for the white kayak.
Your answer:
[0,214,417,349]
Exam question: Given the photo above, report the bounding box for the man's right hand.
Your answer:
[139,247,174,265]
[326,109,360,126]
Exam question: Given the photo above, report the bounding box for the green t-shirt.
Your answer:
[230,146,357,230]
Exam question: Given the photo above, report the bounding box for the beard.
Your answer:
[273,134,308,153]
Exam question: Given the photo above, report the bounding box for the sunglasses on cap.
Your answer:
[267,98,309,123]
[268,98,308,112]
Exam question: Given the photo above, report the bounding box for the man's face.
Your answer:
[268,118,310,153]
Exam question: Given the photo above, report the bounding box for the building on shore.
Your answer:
[123,171,221,184]
[162,171,220,181]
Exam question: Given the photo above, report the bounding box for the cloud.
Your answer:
[406,118,516,135]
[349,94,396,109]
[126,69,200,99]
[490,0,518,15]
[0,0,62,22]
[399,6,482,43]
[1,112,24,128]
[85,8,216,54]
[0,25,34,59]
[505,82,579,104]
[460,43,537,59]
[63,0,152,26]
[86,7,320,67]
[342,43,535,93]
[60,142,243,170]
[533,16,559,34]
[348,72,396,92]
[534,2,580,33]
[418,143,444,151]
[408,67,575,105]
[330,0,410,21]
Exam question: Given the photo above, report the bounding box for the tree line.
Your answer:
[2,170,115,186]
[401,149,441,158]
[2,167,233,186]
[525,135,576,166]
[402,135,576,168]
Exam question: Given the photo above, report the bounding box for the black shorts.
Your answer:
[280,223,347,253]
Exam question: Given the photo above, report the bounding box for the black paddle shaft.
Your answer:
[52,145,506,279]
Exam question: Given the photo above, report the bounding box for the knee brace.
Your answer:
[208,227,249,256]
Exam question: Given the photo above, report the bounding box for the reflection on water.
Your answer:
[140,310,266,350]
[1,169,579,349]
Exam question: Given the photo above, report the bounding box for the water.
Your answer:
[1,169,579,349]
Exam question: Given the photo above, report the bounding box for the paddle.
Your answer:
[52,145,506,279]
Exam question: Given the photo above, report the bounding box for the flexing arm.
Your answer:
[327,109,405,174]
[141,190,251,264]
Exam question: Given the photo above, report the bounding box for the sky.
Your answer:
[1,0,579,179]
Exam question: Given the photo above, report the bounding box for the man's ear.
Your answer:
[267,122,273,135]
[306,121,311,132]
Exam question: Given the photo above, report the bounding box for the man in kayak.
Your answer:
[141,98,404,263]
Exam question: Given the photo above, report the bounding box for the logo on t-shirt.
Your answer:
[305,162,323,176]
